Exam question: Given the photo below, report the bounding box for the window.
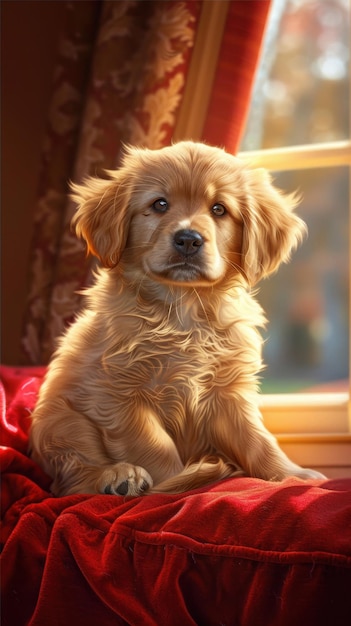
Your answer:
[238,0,350,475]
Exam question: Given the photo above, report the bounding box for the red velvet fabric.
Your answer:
[1,365,351,626]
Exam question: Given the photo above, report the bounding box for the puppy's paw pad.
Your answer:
[104,482,129,496]
[101,463,153,496]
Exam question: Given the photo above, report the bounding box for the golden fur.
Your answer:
[30,141,325,496]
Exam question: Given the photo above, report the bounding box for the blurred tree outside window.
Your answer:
[240,0,350,392]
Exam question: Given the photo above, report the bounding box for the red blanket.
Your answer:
[1,365,351,626]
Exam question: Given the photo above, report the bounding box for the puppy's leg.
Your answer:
[209,398,326,481]
[50,460,154,496]
[30,404,184,496]
[103,407,185,488]
[31,444,156,497]
[30,401,154,496]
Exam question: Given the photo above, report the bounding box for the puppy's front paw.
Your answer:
[99,463,153,496]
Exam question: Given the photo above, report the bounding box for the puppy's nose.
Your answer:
[173,229,204,256]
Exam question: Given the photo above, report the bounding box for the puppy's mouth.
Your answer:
[164,260,204,280]
[143,251,215,286]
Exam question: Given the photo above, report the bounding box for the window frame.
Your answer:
[238,140,351,455]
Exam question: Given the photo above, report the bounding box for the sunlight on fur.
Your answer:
[29,141,325,496]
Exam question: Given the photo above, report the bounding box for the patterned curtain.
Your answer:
[21,0,270,365]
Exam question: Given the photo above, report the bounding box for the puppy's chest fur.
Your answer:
[103,324,225,406]
[67,280,263,451]
[98,324,233,451]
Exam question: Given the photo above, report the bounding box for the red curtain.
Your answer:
[21,0,201,364]
[21,0,270,364]
[202,0,271,153]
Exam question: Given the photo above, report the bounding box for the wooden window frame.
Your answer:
[238,140,351,476]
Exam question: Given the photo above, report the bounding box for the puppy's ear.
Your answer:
[71,170,131,268]
[241,168,306,286]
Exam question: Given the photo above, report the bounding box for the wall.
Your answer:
[1,0,66,364]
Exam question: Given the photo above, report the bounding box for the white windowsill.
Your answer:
[259,392,351,476]
[259,392,350,434]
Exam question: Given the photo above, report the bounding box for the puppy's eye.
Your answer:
[211,203,226,216]
[152,198,168,213]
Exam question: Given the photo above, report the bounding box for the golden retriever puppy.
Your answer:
[29,141,325,496]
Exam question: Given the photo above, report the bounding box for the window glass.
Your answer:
[240,0,350,393]
[258,166,349,393]
[241,0,349,151]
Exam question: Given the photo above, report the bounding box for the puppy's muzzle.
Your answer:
[173,229,204,257]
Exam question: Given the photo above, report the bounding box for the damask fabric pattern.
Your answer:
[22,0,201,365]
[21,1,100,365]
[1,366,351,626]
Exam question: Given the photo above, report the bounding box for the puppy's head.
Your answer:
[72,142,306,287]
